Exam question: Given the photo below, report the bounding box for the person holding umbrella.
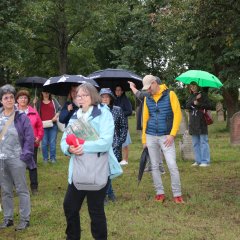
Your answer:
[114,85,132,165]
[141,75,184,203]
[100,88,127,203]
[34,91,61,163]
[16,89,44,195]
[185,82,213,167]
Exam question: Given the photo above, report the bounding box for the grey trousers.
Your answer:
[0,157,30,222]
[146,134,182,197]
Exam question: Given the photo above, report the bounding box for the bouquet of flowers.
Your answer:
[66,117,99,142]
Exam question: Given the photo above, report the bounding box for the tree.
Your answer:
[84,0,170,79]
[0,0,30,83]
[23,0,101,76]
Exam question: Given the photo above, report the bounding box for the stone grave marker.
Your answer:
[230,111,240,145]
[179,130,195,161]
[178,110,188,135]
[216,102,224,122]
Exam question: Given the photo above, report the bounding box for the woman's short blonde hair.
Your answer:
[76,83,101,106]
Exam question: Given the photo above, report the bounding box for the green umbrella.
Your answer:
[175,70,223,88]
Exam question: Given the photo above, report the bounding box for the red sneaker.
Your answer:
[173,196,184,204]
[155,194,165,202]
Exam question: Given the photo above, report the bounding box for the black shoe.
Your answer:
[31,188,38,196]
[104,197,108,206]
[108,194,116,202]
[15,221,29,231]
[159,163,166,174]
[0,219,14,229]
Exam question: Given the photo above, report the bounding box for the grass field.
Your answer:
[0,115,240,240]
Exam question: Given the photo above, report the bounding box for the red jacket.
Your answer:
[27,105,44,147]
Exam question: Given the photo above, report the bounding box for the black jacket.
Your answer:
[114,94,132,118]
[185,91,212,135]
[59,101,78,127]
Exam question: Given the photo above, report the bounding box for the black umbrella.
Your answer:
[16,76,47,89]
[16,76,48,98]
[138,147,150,185]
[43,74,99,96]
[87,68,143,91]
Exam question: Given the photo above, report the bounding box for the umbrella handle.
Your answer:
[33,88,37,108]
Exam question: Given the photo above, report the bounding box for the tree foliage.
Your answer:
[1,0,240,121]
[158,0,240,122]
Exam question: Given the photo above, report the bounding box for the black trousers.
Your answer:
[64,183,108,240]
[28,147,38,190]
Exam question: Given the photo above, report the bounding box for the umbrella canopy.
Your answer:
[138,147,150,185]
[175,70,223,88]
[43,74,99,96]
[87,68,143,91]
[16,76,47,89]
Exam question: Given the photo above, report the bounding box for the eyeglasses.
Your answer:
[76,94,89,100]
[18,96,28,100]
[2,95,14,101]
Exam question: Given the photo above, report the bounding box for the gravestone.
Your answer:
[178,110,188,135]
[216,102,224,122]
[230,111,240,145]
[179,130,195,161]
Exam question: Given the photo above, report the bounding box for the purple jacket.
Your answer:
[14,110,36,170]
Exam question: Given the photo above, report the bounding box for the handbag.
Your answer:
[72,152,109,191]
[201,109,213,125]
[42,120,53,128]
[57,119,65,132]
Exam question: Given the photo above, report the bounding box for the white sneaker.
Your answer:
[191,162,199,166]
[199,163,209,167]
[120,160,128,166]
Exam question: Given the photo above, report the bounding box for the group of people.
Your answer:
[0,74,213,239]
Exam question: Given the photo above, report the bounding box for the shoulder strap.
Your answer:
[0,112,15,142]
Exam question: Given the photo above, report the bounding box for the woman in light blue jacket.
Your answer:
[60,83,122,240]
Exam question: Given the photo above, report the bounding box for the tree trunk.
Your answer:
[222,88,239,128]
[59,46,67,75]
[57,2,68,106]
[57,43,68,106]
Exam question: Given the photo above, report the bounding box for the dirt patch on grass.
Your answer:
[207,176,240,196]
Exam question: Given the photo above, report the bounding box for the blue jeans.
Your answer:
[42,124,58,161]
[191,134,210,164]
[146,134,182,197]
